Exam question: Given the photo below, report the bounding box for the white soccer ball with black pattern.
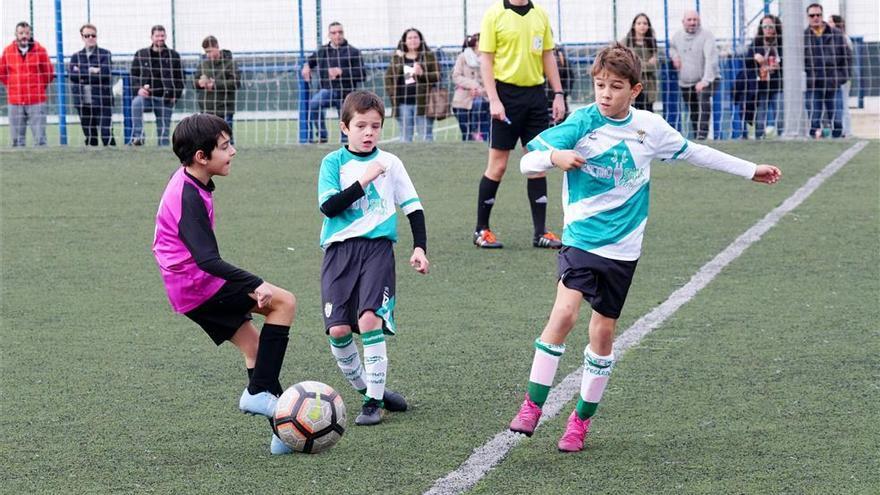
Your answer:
[273,381,346,454]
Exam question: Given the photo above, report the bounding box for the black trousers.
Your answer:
[78,105,115,146]
[680,82,714,140]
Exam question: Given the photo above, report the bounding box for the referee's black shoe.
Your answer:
[533,231,562,249]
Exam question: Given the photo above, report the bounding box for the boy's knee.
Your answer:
[358,310,382,329]
[328,325,352,339]
[276,289,297,318]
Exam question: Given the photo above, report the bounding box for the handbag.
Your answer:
[425,85,450,120]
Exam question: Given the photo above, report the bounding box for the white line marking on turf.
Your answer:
[424,140,868,495]
[379,124,460,144]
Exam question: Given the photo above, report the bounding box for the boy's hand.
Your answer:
[752,165,782,184]
[410,247,429,274]
[550,150,586,171]
[359,161,388,187]
[251,282,273,308]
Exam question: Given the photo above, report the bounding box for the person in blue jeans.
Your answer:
[804,3,850,139]
[452,33,490,141]
[129,25,183,146]
[301,22,365,143]
[384,28,440,142]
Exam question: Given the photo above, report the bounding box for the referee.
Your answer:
[473,0,566,250]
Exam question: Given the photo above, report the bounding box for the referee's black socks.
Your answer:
[527,177,548,238]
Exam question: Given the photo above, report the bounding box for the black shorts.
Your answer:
[557,246,638,319]
[489,81,549,150]
[184,281,256,345]
[321,237,397,334]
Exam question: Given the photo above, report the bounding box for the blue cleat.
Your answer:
[239,388,278,418]
[270,434,294,455]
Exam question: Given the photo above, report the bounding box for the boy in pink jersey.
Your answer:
[152,113,297,454]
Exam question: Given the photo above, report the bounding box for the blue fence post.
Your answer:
[661,61,681,133]
[298,77,310,143]
[122,74,132,144]
[54,0,67,145]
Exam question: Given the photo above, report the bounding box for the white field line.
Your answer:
[424,140,869,495]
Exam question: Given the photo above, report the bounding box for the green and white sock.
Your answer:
[526,338,565,407]
[329,334,366,394]
[576,346,614,420]
[361,329,387,404]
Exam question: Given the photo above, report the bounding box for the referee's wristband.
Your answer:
[553,91,565,96]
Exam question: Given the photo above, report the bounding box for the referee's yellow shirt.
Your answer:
[480,1,555,87]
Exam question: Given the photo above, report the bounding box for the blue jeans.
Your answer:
[834,83,851,137]
[307,88,345,142]
[131,96,173,145]
[396,103,433,142]
[807,88,841,138]
[453,97,490,141]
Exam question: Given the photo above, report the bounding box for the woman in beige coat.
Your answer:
[451,33,489,141]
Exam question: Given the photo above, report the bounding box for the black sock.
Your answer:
[527,177,548,238]
[248,323,289,396]
[247,367,254,381]
[476,176,501,231]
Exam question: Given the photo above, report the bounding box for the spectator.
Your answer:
[546,45,573,121]
[129,25,184,146]
[804,3,850,139]
[742,15,783,139]
[471,0,566,250]
[69,23,115,146]
[828,14,854,137]
[670,10,719,140]
[194,36,240,137]
[623,13,658,112]
[301,22,365,144]
[0,21,54,147]
[451,33,489,141]
[384,28,440,142]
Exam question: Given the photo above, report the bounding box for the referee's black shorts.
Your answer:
[489,80,549,150]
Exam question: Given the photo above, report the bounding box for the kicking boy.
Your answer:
[152,113,297,453]
[318,90,429,426]
[509,43,781,452]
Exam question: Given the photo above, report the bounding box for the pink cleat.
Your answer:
[557,410,591,452]
[509,394,542,436]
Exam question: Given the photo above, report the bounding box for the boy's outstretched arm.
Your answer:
[751,165,782,184]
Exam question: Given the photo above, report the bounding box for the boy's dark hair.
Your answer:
[201,35,218,49]
[591,42,642,86]
[172,113,232,166]
[340,91,385,126]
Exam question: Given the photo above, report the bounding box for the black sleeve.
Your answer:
[178,184,263,289]
[319,181,365,217]
[407,210,427,252]
[171,52,185,99]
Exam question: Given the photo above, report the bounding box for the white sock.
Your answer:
[361,330,387,402]
[329,334,366,393]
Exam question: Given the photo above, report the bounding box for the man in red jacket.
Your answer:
[0,21,55,146]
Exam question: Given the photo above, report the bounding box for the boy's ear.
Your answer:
[193,149,208,164]
[631,82,644,100]
[339,121,350,137]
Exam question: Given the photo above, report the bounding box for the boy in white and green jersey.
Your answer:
[318,91,429,426]
[509,43,782,452]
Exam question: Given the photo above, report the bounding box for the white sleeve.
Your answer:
[679,141,757,179]
[390,157,423,214]
[520,150,555,177]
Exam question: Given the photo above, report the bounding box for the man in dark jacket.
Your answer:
[301,22,365,143]
[804,3,850,138]
[69,23,115,146]
[193,36,240,135]
[129,25,183,146]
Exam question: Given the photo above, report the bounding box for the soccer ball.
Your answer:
[273,381,346,454]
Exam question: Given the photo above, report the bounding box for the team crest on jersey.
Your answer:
[636,130,647,144]
[324,302,333,318]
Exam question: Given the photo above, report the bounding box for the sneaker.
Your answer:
[381,389,408,412]
[355,398,383,426]
[533,231,562,249]
[239,388,278,418]
[557,410,591,453]
[270,433,294,455]
[474,229,503,249]
[509,393,542,436]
